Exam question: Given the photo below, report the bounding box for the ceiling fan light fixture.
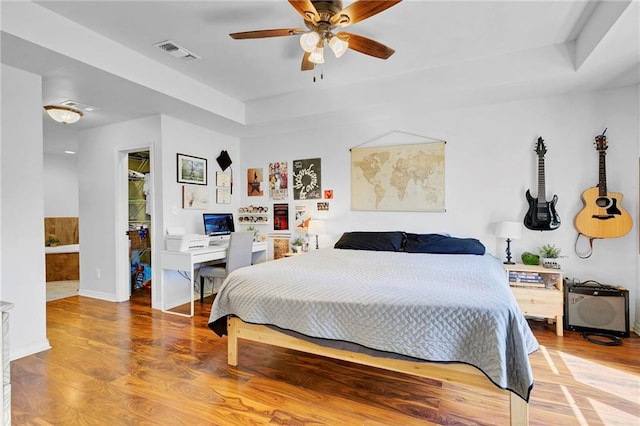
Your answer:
[43,105,83,124]
[328,36,348,58]
[309,45,325,64]
[300,31,320,53]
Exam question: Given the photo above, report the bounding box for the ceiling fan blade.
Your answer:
[288,0,320,23]
[331,0,402,27]
[230,28,305,39]
[338,32,395,59]
[301,52,315,71]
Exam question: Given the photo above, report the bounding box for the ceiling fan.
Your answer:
[229,0,402,71]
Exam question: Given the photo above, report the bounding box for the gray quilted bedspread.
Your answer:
[208,249,538,401]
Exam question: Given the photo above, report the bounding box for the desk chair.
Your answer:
[199,231,254,303]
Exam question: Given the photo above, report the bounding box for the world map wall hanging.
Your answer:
[351,141,445,212]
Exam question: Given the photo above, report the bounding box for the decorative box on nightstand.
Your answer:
[504,264,564,336]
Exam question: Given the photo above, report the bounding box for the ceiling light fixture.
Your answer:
[301,32,349,63]
[309,42,325,64]
[328,35,348,58]
[43,105,83,124]
[300,31,320,53]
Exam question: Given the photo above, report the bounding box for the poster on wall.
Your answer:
[351,142,445,211]
[273,203,289,230]
[293,158,321,200]
[269,161,288,200]
[182,185,208,209]
[295,204,311,232]
[268,233,291,260]
[247,168,264,196]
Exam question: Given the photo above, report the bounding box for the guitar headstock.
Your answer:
[534,137,547,157]
[594,134,608,152]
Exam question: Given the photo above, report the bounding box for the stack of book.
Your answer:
[508,271,545,287]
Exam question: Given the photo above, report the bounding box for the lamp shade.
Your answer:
[308,45,325,64]
[328,35,348,58]
[44,105,83,124]
[300,31,320,53]
[307,220,325,236]
[496,221,522,240]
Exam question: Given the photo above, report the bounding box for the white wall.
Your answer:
[43,153,79,217]
[239,85,639,329]
[0,64,50,359]
[159,115,242,236]
[21,83,640,348]
[77,115,160,302]
[75,114,241,310]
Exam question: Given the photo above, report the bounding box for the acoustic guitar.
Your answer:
[524,137,560,231]
[574,131,632,239]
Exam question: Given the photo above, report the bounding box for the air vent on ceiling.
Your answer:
[154,40,201,62]
[60,99,99,112]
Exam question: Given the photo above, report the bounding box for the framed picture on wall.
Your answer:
[182,185,209,209]
[177,153,207,185]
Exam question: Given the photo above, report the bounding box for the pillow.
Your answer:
[334,231,405,252]
[404,233,486,255]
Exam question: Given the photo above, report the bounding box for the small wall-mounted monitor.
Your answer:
[203,213,235,244]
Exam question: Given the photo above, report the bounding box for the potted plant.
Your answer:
[46,237,60,247]
[538,244,564,269]
[246,225,259,242]
[291,236,305,253]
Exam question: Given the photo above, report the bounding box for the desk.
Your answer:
[160,242,267,317]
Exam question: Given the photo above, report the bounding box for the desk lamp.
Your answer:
[307,220,325,250]
[496,221,522,264]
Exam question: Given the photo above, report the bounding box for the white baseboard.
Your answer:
[78,289,118,302]
[10,339,51,361]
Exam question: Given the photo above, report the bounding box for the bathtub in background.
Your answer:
[45,244,79,281]
[45,244,79,254]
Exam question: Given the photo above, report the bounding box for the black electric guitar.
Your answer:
[524,137,560,231]
[575,131,632,239]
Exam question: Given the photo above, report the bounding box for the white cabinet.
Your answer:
[1,301,13,425]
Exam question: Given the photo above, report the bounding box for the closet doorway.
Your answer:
[128,150,152,305]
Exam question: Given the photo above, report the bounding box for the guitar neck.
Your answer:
[598,150,607,195]
[537,156,546,202]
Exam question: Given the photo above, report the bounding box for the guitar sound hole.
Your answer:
[596,197,612,208]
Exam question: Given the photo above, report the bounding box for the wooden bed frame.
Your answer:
[227,317,529,425]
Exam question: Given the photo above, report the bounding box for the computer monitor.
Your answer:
[203,213,235,243]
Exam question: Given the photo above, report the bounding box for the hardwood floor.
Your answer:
[11,293,640,425]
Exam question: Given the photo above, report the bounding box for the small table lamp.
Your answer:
[496,221,522,264]
[307,220,325,250]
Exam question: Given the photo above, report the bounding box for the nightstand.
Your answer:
[504,264,564,336]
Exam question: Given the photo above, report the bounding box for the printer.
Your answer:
[165,227,211,251]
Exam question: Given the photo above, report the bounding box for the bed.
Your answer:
[208,232,538,425]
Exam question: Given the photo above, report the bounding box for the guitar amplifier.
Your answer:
[564,280,629,338]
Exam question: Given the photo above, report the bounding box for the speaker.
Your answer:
[564,282,629,337]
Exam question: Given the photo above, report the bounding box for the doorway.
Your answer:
[128,150,152,304]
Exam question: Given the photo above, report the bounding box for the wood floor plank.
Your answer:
[9,294,640,425]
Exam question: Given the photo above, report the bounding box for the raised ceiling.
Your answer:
[1,1,638,148]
